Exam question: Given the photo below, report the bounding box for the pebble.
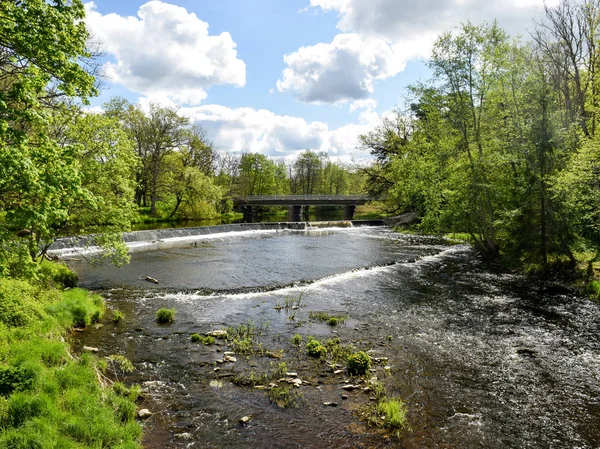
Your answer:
[323,402,338,407]
[223,355,237,363]
[341,394,348,400]
[82,346,99,353]
[333,369,344,375]
[239,416,251,424]
[206,330,228,338]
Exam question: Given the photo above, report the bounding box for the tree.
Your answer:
[0,0,99,274]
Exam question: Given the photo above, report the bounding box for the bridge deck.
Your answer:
[233,195,373,206]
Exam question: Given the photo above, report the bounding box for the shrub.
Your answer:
[377,398,408,434]
[0,365,39,396]
[190,333,202,343]
[347,351,371,375]
[155,308,176,323]
[306,339,327,358]
[47,289,105,328]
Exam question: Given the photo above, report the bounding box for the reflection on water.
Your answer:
[70,227,600,448]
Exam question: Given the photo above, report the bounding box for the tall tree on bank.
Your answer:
[0,0,99,274]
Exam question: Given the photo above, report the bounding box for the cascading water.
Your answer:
[64,225,600,448]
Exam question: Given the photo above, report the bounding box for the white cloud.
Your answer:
[350,98,377,112]
[309,0,557,40]
[179,104,385,161]
[85,1,246,106]
[281,0,557,104]
[276,34,406,104]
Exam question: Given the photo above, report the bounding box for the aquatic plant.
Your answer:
[308,311,347,326]
[291,334,302,346]
[268,385,304,409]
[202,336,215,345]
[347,351,371,375]
[306,339,327,358]
[113,310,124,323]
[155,307,176,323]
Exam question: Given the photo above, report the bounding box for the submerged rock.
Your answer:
[206,329,228,338]
[323,402,339,407]
[82,346,99,352]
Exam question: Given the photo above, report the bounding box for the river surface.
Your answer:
[68,225,600,448]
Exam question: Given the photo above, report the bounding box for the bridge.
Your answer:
[233,195,374,221]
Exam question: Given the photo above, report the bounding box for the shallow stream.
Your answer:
[67,226,600,448]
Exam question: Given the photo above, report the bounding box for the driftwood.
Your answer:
[139,275,159,284]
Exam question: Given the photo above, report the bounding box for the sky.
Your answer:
[84,0,559,161]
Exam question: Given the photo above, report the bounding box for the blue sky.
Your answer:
[85,0,555,160]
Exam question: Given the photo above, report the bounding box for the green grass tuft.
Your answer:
[155,308,176,324]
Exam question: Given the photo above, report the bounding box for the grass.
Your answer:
[155,307,176,323]
[377,398,408,435]
[0,274,141,448]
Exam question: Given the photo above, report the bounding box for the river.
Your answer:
[65,225,600,448]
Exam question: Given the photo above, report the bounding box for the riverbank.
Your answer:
[0,265,141,448]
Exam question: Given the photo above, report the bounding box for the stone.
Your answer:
[239,416,251,424]
[137,409,152,419]
[285,372,298,377]
[82,346,99,353]
[223,351,235,356]
[206,329,228,338]
[342,384,361,391]
[333,369,344,375]
[223,355,237,363]
[341,394,348,400]
[323,402,338,407]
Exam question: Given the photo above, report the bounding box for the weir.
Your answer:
[47,220,385,254]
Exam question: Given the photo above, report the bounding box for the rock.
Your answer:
[255,385,267,390]
[384,365,391,371]
[369,397,377,401]
[342,384,361,391]
[333,369,344,375]
[209,380,223,388]
[285,372,298,377]
[213,367,220,372]
[291,379,302,387]
[137,409,152,419]
[82,346,99,353]
[223,355,237,363]
[341,394,348,400]
[239,416,251,424]
[323,402,338,407]
[383,212,419,226]
[223,351,235,356]
[206,330,228,338]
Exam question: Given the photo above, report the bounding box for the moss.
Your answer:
[202,336,215,345]
[190,333,202,343]
[113,310,125,323]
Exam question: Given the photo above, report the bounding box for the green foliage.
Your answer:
[0,278,48,327]
[155,308,176,324]
[203,336,215,345]
[585,281,600,300]
[306,339,327,358]
[39,261,79,289]
[347,351,372,376]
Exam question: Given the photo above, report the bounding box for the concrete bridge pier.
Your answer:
[241,205,253,221]
[343,205,356,220]
[288,205,303,222]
